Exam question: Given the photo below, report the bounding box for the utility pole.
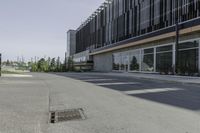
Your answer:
[174,0,179,75]
[64,52,67,70]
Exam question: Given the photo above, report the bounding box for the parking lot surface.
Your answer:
[0,72,199,133]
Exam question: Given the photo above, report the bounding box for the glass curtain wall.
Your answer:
[112,41,200,75]
[156,45,173,74]
[113,53,121,70]
[121,52,129,71]
[129,50,140,71]
[141,48,154,72]
[112,46,171,73]
[112,50,140,72]
[177,40,199,76]
[76,0,200,53]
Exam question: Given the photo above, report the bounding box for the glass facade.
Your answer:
[113,53,121,70]
[75,0,200,76]
[112,40,200,75]
[129,50,140,71]
[76,0,200,53]
[121,52,129,71]
[156,45,173,74]
[141,48,154,72]
[177,41,199,76]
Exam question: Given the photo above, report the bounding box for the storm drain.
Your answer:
[50,108,86,123]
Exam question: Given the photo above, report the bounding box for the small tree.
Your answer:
[30,62,38,72]
[56,57,61,72]
[50,58,56,71]
[6,60,10,66]
[37,58,48,72]
[67,56,74,71]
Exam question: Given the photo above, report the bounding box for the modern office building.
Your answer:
[73,0,200,76]
[67,30,93,71]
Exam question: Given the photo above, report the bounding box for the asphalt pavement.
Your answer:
[0,72,199,133]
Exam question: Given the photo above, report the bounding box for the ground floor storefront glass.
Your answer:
[141,48,154,72]
[121,53,129,71]
[113,53,121,70]
[177,41,199,76]
[112,39,200,76]
[156,45,173,74]
[129,50,140,71]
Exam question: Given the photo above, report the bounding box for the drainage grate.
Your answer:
[50,108,86,123]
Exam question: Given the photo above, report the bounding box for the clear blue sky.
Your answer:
[0,0,104,61]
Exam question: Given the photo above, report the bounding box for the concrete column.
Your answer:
[154,47,156,72]
[128,52,130,72]
[173,43,176,74]
[139,49,142,72]
[199,40,200,75]
[119,53,122,71]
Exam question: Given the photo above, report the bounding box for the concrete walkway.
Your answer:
[0,74,49,133]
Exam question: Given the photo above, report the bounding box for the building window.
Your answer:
[177,41,199,76]
[129,50,140,71]
[121,52,129,71]
[113,53,121,70]
[141,48,154,72]
[156,45,173,74]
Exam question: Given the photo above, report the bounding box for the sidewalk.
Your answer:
[103,72,200,85]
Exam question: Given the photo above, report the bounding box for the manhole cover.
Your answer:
[50,108,86,123]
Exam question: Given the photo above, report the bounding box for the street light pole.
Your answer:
[174,0,179,75]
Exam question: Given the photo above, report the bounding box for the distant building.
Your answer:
[66,30,76,57]
[66,30,93,71]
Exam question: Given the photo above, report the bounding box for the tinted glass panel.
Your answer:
[113,53,121,70]
[177,41,199,76]
[156,45,172,52]
[141,54,154,72]
[143,48,154,54]
[129,50,140,71]
[121,53,129,71]
[76,0,200,53]
[156,52,173,74]
[178,41,199,50]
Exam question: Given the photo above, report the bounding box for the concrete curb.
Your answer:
[102,72,200,86]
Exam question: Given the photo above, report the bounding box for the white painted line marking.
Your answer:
[79,77,101,79]
[124,88,182,95]
[82,79,115,82]
[2,74,33,77]
[95,82,140,86]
